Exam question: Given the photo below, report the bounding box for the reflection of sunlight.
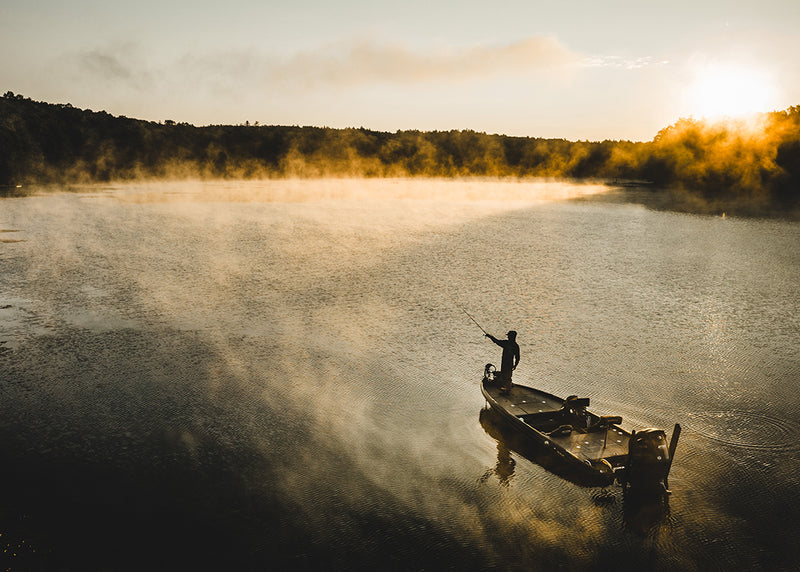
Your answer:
[683,63,776,120]
[113,179,609,211]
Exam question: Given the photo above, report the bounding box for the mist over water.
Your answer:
[1,179,798,570]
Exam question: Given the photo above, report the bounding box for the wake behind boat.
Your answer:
[480,364,680,493]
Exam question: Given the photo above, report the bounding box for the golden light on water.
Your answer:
[684,63,776,120]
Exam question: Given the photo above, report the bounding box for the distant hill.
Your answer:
[2,91,799,215]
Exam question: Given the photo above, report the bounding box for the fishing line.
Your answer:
[452,298,489,336]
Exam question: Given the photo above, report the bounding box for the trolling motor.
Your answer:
[621,424,681,494]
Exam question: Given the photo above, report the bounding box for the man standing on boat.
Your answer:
[486,330,520,394]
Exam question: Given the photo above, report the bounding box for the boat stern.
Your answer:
[621,427,676,493]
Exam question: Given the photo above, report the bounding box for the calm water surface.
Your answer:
[1,180,798,570]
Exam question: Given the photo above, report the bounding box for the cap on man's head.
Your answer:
[507,330,517,338]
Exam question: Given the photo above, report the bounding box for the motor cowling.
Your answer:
[624,428,671,492]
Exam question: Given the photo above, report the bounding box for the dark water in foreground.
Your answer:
[1,180,799,571]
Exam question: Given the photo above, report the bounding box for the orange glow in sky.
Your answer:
[1,0,798,141]
[683,63,777,120]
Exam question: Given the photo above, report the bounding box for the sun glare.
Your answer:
[684,63,776,120]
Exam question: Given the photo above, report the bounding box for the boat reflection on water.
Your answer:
[479,406,671,535]
[478,436,516,487]
[622,486,672,536]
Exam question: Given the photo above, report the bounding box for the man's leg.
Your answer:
[499,371,511,393]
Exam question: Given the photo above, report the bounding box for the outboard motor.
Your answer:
[623,427,677,493]
[483,363,497,384]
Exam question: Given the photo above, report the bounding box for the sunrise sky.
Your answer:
[2,0,799,141]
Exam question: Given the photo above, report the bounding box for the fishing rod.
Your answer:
[454,301,489,336]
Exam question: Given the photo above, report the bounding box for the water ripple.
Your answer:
[683,409,800,452]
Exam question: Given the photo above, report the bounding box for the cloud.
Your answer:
[266,36,579,89]
[580,55,670,70]
[51,37,618,100]
[78,51,134,81]
[57,38,667,96]
[132,36,580,98]
[55,43,154,91]
[48,37,578,105]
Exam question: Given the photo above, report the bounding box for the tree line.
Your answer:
[2,91,799,214]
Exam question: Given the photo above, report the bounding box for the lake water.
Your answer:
[1,179,799,570]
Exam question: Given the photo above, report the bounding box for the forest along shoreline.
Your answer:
[2,92,799,219]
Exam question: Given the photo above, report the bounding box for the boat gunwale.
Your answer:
[480,378,626,478]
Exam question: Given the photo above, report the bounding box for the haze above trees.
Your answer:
[2,92,798,216]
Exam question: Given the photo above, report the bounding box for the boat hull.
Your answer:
[480,376,629,486]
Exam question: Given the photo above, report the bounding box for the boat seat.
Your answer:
[560,396,592,433]
[586,415,623,432]
[563,396,590,409]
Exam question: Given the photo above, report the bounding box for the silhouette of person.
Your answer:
[480,441,516,486]
[486,330,520,393]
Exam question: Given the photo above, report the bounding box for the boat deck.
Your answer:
[548,426,630,462]
[483,381,630,463]
[483,383,563,414]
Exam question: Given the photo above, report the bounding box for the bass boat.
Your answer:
[480,364,680,493]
